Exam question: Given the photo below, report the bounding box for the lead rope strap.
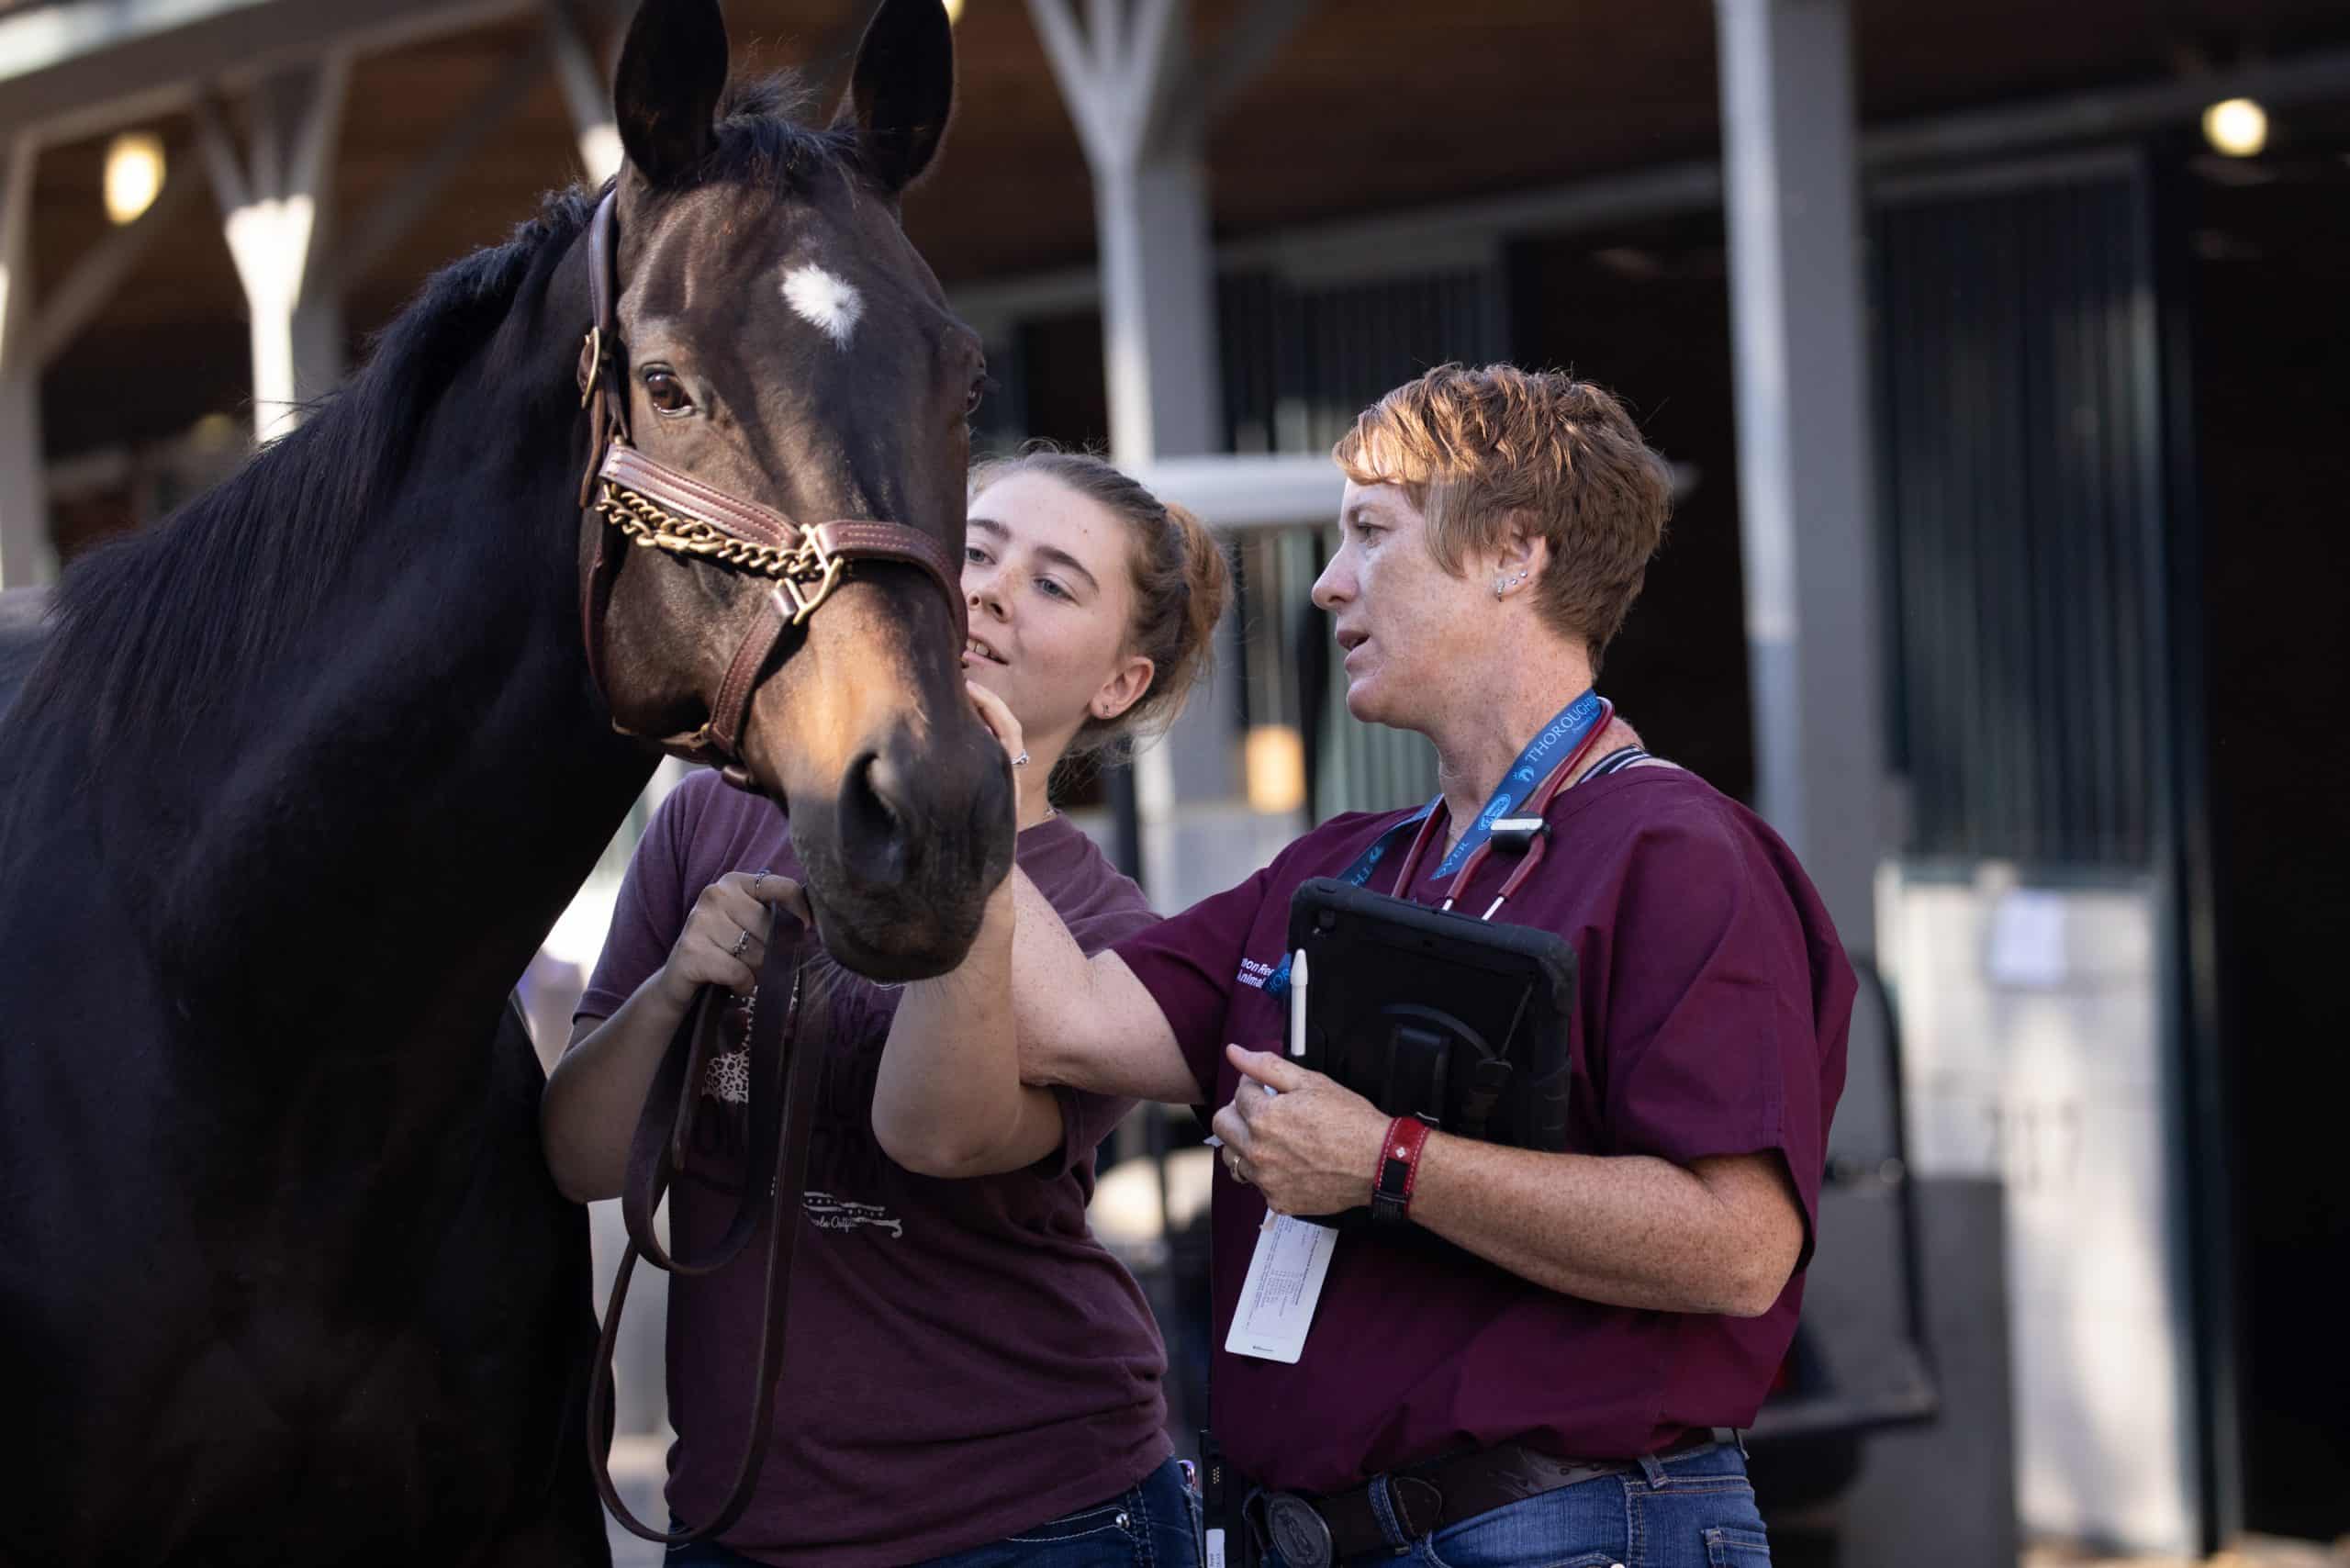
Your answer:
[588,926,815,1546]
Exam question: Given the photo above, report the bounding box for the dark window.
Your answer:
[1874,160,2164,867]
[1220,268,1501,456]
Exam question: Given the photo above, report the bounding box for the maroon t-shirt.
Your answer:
[578,770,1171,1566]
[1112,764,1853,1494]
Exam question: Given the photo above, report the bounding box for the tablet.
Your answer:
[1285,876,1576,1158]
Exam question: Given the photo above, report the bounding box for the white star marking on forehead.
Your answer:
[781,264,865,349]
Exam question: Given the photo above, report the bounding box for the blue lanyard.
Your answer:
[1265,689,1604,999]
[1430,689,1606,879]
[1341,689,1604,887]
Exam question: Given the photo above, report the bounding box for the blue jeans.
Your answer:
[1258,1442,1770,1568]
[664,1457,1203,1567]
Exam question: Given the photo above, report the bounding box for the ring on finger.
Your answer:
[730,929,752,959]
[1013,752,1030,768]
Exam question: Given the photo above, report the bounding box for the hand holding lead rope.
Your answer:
[657,869,808,1006]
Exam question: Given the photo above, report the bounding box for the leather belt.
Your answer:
[1258,1429,1741,1567]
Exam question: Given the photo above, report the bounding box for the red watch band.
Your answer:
[1371,1115,1432,1225]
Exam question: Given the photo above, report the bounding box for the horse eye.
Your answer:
[643,369,693,416]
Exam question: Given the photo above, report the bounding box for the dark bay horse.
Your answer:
[0,1,1009,1561]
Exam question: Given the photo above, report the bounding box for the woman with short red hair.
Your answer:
[885,364,1852,1568]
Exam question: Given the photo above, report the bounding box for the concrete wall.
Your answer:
[1879,863,2195,1552]
[1837,1177,2019,1568]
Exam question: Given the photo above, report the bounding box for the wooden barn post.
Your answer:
[0,137,51,588]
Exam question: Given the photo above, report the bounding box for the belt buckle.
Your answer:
[1263,1493,1334,1568]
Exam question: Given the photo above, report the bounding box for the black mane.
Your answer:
[20,191,593,749]
[21,72,853,751]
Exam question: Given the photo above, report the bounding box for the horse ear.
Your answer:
[612,0,730,186]
[834,0,957,196]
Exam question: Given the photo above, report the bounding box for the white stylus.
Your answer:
[1203,951,1307,1148]
[1288,947,1309,1059]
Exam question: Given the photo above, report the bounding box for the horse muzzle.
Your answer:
[789,715,1015,982]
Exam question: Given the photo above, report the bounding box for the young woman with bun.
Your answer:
[543,448,1232,1567]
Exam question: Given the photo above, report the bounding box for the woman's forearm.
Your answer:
[1005,868,1198,1103]
[1409,1138,1804,1317]
[874,882,1065,1177]
[540,967,693,1204]
[1216,1048,1799,1316]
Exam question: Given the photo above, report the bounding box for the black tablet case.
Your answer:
[1285,876,1577,1164]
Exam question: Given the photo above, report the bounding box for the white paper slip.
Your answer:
[1204,1527,1227,1568]
[1224,1212,1338,1363]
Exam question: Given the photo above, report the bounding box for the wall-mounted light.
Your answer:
[104,131,166,226]
[2201,97,2268,158]
[943,0,965,23]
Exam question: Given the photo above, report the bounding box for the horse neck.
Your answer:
[147,240,654,1076]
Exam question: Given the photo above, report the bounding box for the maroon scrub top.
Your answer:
[1112,765,1853,1494]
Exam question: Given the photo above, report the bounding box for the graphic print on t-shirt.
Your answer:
[685,979,905,1240]
[705,1048,751,1104]
[802,1192,903,1237]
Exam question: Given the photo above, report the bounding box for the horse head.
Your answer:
[581,0,1013,981]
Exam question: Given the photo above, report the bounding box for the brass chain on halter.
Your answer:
[592,481,849,626]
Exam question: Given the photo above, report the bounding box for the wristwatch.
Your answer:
[1369,1115,1431,1226]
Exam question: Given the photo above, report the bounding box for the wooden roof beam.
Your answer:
[1169,0,1315,149]
[193,57,354,441]
[1032,0,1311,167]
[0,0,537,148]
[323,27,556,297]
[543,0,621,186]
[1024,0,1316,464]
[34,163,207,370]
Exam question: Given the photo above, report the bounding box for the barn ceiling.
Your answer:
[22,0,2350,457]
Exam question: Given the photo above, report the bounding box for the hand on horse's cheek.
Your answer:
[962,473,1144,760]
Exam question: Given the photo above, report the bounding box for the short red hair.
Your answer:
[1332,364,1673,667]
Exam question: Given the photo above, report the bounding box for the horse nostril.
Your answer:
[836,747,910,881]
[864,746,915,824]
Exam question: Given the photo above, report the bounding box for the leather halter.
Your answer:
[574,190,968,788]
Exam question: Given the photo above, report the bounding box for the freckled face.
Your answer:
[961,471,1147,753]
[1310,480,1494,733]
